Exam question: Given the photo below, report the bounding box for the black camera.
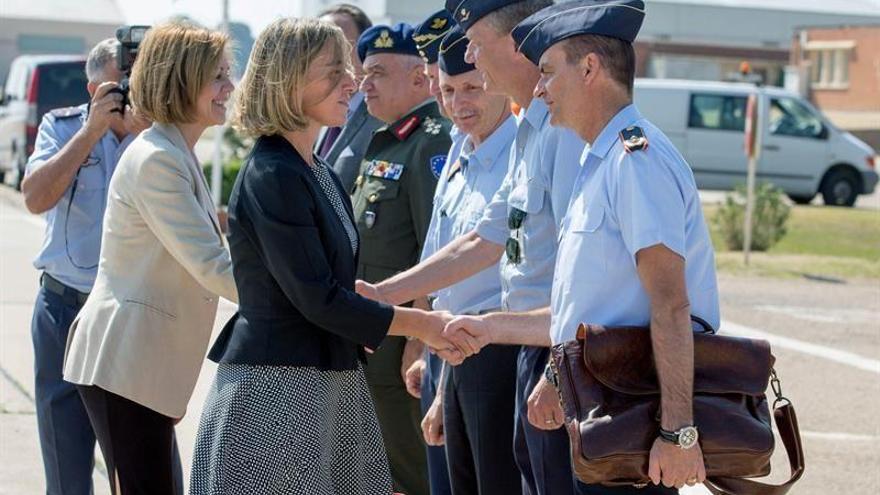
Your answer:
[112,25,150,113]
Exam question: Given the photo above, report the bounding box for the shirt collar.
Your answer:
[522,97,550,130]
[588,103,643,161]
[466,113,518,171]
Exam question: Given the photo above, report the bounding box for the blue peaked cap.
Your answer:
[445,0,523,32]
[438,25,476,76]
[413,9,456,64]
[512,0,646,65]
[357,23,419,62]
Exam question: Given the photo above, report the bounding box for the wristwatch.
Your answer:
[658,425,699,449]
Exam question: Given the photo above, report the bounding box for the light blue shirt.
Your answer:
[422,114,517,314]
[27,104,132,292]
[550,104,720,344]
[475,98,585,312]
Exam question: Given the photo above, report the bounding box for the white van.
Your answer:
[633,78,878,206]
[0,55,88,188]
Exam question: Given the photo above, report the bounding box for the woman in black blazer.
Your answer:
[189,18,464,494]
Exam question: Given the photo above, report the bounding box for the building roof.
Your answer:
[652,0,880,17]
[3,0,124,25]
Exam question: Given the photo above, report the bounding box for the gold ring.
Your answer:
[544,419,555,424]
[686,477,698,485]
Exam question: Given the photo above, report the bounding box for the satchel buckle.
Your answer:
[770,368,791,408]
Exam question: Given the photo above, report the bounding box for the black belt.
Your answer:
[41,273,89,306]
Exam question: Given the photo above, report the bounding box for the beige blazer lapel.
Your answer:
[153,123,223,238]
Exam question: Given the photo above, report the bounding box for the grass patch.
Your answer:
[705,204,880,280]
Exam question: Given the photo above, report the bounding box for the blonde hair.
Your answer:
[232,17,349,137]
[129,22,229,124]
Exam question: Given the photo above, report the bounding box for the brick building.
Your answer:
[792,25,880,150]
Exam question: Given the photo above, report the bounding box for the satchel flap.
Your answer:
[578,324,774,396]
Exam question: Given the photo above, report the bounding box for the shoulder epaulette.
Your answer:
[619,126,648,153]
[392,115,421,140]
[49,106,83,120]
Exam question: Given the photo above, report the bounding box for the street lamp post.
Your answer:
[210,0,230,208]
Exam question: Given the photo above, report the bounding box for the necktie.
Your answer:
[318,126,342,158]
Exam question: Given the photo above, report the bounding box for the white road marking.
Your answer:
[0,212,45,229]
[756,304,879,324]
[722,319,880,374]
[801,431,879,442]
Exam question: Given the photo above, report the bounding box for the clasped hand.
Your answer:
[354,280,493,365]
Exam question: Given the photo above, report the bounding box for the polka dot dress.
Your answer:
[189,159,390,494]
[190,363,393,494]
[311,158,359,255]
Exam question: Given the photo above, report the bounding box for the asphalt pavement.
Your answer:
[1,184,877,494]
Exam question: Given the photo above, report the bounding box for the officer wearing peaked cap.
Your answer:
[414,9,459,122]
[354,21,453,495]
[358,2,587,494]
[425,24,523,495]
[442,1,720,492]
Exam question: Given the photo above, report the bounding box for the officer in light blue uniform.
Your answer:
[21,38,146,495]
[28,105,130,290]
[447,1,587,493]
[422,26,522,495]
[412,14,465,495]
[513,0,720,492]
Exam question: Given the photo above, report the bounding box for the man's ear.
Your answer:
[411,64,429,88]
[580,53,600,85]
[86,81,98,99]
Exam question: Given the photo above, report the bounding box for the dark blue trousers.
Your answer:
[443,344,521,495]
[422,353,452,495]
[32,281,185,495]
[31,285,96,495]
[515,346,676,495]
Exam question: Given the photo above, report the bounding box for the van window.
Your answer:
[688,94,747,131]
[769,97,824,139]
[36,63,89,118]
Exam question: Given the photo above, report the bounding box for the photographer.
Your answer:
[21,37,149,495]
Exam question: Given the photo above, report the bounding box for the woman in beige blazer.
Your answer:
[62,22,237,495]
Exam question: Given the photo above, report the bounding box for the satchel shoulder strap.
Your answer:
[705,370,805,495]
[690,315,716,334]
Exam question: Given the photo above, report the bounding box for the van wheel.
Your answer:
[787,194,814,205]
[820,168,858,207]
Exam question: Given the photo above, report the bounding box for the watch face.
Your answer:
[679,426,699,449]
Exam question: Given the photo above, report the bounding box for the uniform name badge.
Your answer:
[367,160,404,181]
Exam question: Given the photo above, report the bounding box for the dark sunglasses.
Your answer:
[506,208,527,264]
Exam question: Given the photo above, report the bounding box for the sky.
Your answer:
[116,0,305,34]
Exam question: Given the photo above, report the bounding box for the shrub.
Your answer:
[713,183,791,251]
[203,158,243,206]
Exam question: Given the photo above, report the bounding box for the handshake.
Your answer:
[356,280,491,366]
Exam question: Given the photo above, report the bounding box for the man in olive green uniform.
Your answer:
[353,23,453,495]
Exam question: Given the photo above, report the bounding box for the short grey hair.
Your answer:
[86,38,120,83]
[484,0,553,35]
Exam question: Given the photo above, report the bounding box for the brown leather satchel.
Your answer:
[550,322,804,494]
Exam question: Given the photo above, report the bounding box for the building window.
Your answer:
[805,41,853,89]
[688,93,748,131]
